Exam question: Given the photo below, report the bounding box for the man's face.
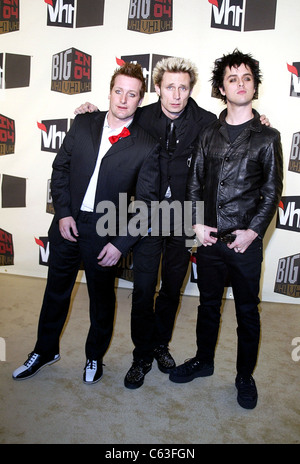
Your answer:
[108,75,143,127]
[155,71,192,120]
[220,63,256,107]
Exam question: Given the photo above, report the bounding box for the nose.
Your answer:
[120,92,127,103]
[173,88,181,99]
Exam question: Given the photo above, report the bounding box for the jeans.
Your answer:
[195,237,263,377]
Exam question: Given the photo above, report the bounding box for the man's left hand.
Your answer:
[227,229,258,254]
[97,243,121,267]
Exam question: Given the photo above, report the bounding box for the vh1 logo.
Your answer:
[47,0,105,29]
[51,48,92,95]
[0,114,15,156]
[289,62,300,98]
[274,253,300,299]
[0,0,19,34]
[38,119,73,153]
[210,0,277,32]
[289,131,300,174]
[277,197,300,233]
[0,228,14,266]
[120,53,171,92]
[35,237,50,266]
[128,0,173,34]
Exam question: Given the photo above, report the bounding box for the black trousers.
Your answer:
[131,234,191,362]
[34,212,117,360]
[195,238,263,377]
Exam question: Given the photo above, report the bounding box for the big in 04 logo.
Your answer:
[0,0,19,35]
[46,0,105,28]
[0,114,15,156]
[209,0,277,32]
[0,228,14,266]
[289,131,300,174]
[128,0,172,34]
[51,48,91,95]
[274,253,300,299]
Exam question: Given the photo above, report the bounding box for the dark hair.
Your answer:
[211,49,262,103]
[110,62,146,99]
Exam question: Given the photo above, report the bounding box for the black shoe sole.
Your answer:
[12,355,61,381]
[236,395,257,409]
[169,365,214,383]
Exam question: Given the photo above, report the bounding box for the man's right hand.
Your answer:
[74,102,98,115]
[59,216,79,242]
[193,224,218,247]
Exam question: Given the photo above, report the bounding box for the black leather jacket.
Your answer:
[187,109,283,238]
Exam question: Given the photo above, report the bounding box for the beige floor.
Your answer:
[0,273,299,444]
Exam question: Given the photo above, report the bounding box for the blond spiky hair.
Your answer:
[152,57,198,90]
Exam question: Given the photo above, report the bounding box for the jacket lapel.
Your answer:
[90,111,106,155]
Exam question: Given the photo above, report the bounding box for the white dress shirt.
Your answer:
[80,113,132,212]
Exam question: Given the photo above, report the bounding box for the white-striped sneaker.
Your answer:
[83,359,103,384]
[12,352,60,380]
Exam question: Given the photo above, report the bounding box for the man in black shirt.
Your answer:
[170,50,283,409]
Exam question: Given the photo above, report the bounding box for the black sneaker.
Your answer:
[12,352,60,381]
[169,357,214,383]
[153,345,176,373]
[124,360,152,389]
[83,359,103,384]
[235,374,258,409]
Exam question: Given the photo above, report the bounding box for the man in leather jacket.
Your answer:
[169,50,283,410]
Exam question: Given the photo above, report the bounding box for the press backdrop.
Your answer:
[0,0,299,304]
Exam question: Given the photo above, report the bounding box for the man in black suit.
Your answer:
[12,63,160,384]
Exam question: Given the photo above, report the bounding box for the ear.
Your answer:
[219,86,226,96]
[155,84,160,96]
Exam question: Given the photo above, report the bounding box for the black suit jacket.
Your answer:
[134,97,216,204]
[136,98,216,202]
[49,111,160,255]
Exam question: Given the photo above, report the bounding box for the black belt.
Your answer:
[210,232,236,244]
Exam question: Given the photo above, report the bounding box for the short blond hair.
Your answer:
[152,57,198,90]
